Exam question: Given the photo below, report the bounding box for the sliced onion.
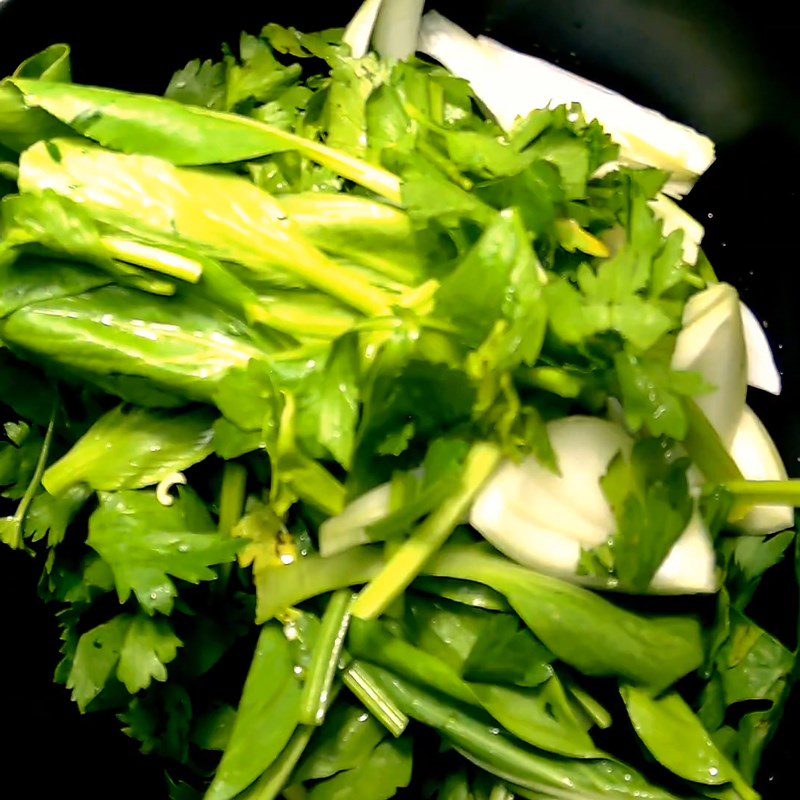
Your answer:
[672,283,747,445]
[650,511,718,594]
[740,303,782,396]
[730,407,794,535]
[343,0,384,58]
[470,476,585,576]
[470,418,627,565]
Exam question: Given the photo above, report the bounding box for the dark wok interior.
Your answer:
[1,0,798,796]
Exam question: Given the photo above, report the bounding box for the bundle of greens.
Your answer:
[1,3,798,799]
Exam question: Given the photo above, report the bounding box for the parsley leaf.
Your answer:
[87,488,239,615]
[435,208,546,366]
[601,439,693,592]
[615,351,709,440]
[67,613,181,710]
[43,405,216,496]
[24,484,92,546]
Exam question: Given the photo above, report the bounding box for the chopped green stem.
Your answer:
[522,367,586,399]
[395,279,441,315]
[683,399,743,484]
[724,480,800,507]
[277,250,395,317]
[567,685,613,730]
[102,236,204,283]
[684,272,706,289]
[238,725,316,800]
[4,399,57,550]
[204,111,404,204]
[342,660,409,738]
[113,266,176,296]
[351,443,502,620]
[218,463,248,536]
[0,162,19,181]
[696,251,718,285]
[216,462,248,594]
[417,138,474,191]
[299,590,353,726]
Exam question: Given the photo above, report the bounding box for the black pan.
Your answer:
[1,1,797,797]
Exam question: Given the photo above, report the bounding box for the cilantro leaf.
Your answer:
[117,615,183,694]
[87,488,239,615]
[67,616,129,711]
[699,609,795,782]
[120,684,193,763]
[225,33,302,111]
[615,351,709,440]
[352,331,476,491]
[67,613,181,710]
[296,333,360,468]
[601,439,693,592]
[435,208,546,366]
[461,614,554,687]
[166,59,227,110]
[544,189,687,352]
[24,484,92,546]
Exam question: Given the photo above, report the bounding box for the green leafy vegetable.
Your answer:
[1,11,796,800]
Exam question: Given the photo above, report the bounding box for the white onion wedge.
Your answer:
[417,12,715,191]
[344,0,424,60]
[343,0,384,59]
[470,478,586,575]
[650,512,717,594]
[470,419,630,556]
[730,407,795,535]
[740,303,782,396]
[672,283,747,445]
[470,417,717,594]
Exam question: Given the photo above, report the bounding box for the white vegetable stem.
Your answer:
[417,12,716,193]
[470,417,718,594]
[344,0,424,60]
[373,0,426,61]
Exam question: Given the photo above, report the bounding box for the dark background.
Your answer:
[1,0,798,797]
